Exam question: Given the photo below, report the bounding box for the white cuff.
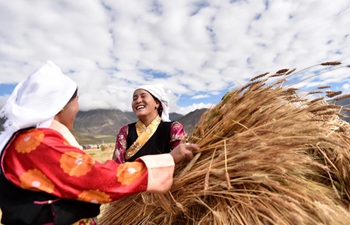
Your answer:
[140,154,175,193]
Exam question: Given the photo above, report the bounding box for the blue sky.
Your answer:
[1,0,350,114]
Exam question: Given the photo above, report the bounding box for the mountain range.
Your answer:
[0,109,207,145]
[1,97,350,145]
[73,108,207,144]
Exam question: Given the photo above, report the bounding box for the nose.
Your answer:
[133,96,142,103]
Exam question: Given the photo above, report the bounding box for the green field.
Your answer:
[72,131,116,145]
[84,148,115,163]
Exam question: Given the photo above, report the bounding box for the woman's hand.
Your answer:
[170,143,199,164]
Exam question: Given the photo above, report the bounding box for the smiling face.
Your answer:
[132,89,160,122]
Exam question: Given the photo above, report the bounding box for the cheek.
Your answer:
[67,102,79,117]
[73,102,79,115]
[131,102,136,111]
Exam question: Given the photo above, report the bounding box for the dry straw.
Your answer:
[100,63,350,225]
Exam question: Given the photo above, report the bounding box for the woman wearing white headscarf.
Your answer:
[112,84,187,164]
[0,61,197,225]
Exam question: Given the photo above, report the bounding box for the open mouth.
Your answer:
[136,105,145,110]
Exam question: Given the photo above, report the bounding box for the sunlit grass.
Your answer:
[84,145,115,163]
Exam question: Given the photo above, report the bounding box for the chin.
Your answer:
[135,111,146,117]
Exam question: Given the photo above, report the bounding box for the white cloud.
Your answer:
[192,94,210,100]
[0,95,9,108]
[343,83,350,90]
[178,102,214,116]
[1,0,350,115]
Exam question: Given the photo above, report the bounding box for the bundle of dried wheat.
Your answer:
[100,62,350,225]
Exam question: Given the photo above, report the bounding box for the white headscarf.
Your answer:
[136,84,170,122]
[0,60,77,154]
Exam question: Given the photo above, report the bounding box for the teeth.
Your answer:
[137,106,145,110]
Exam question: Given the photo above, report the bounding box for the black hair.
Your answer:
[150,94,163,117]
[68,88,78,102]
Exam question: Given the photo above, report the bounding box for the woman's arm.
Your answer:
[2,128,174,204]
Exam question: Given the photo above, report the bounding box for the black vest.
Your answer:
[0,129,100,225]
[126,121,173,162]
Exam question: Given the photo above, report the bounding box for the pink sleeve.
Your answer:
[169,121,187,150]
[112,125,128,163]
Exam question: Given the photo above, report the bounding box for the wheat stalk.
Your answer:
[100,61,350,225]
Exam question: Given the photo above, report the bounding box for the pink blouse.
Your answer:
[113,121,186,164]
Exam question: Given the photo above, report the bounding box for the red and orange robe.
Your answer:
[2,127,174,224]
